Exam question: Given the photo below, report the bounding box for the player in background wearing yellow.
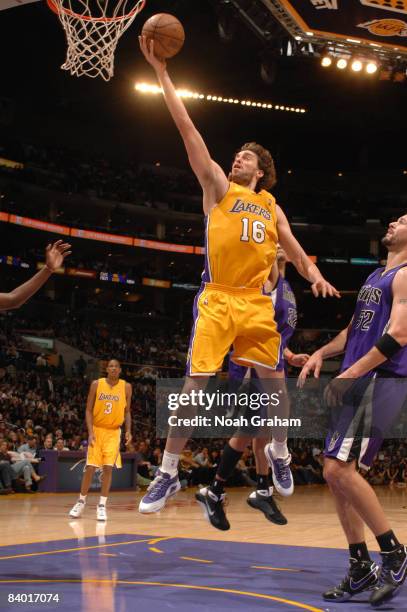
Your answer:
[0,241,71,310]
[138,36,340,519]
[69,359,132,521]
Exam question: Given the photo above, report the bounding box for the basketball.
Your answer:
[141,13,185,59]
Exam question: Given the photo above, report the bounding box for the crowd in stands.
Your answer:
[0,140,200,214]
[1,340,407,495]
[1,138,406,227]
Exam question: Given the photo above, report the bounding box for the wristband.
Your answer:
[375,333,402,359]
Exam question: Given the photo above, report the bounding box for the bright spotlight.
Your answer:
[366,62,378,74]
[337,58,348,70]
[321,56,332,67]
[351,60,363,72]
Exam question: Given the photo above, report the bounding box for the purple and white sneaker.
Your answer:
[264,443,294,497]
[138,469,181,514]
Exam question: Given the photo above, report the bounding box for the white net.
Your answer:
[48,0,146,81]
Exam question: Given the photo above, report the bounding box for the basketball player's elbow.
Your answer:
[387,327,407,347]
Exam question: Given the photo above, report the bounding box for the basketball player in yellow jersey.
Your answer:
[69,359,132,521]
[138,37,340,516]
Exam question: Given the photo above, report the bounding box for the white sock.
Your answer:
[79,494,87,503]
[271,439,289,460]
[99,496,107,506]
[161,451,180,476]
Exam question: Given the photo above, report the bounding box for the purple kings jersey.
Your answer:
[342,264,407,376]
[271,275,297,350]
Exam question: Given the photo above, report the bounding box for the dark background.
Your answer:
[1,0,406,173]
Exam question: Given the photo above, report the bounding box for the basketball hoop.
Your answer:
[47,0,146,81]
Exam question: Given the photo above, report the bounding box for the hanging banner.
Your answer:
[276,0,407,51]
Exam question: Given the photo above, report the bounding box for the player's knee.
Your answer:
[323,458,344,484]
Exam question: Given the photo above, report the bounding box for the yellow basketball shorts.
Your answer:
[86,425,122,468]
[186,283,281,376]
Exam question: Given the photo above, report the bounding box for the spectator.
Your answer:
[54,438,69,452]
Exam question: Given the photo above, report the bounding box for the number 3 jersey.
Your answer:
[93,378,126,429]
[202,182,278,288]
[341,263,407,376]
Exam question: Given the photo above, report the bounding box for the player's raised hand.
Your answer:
[139,35,167,74]
[45,240,71,272]
[297,350,323,387]
[311,278,341,299]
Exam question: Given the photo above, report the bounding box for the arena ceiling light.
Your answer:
[366,62,378,74]
[336,58,348,70]
[134,82,307,114]
[321,55,332,67]
[351,59,363,72]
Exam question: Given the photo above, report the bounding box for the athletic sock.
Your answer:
[161,451,180,476]
[79,494,87,503]
[256,474,269,494]
[376,530,401,553]
[271,439,289,459]
[349,542,371,563]
[99,496,107,506]
[210,479,225,497]
[217,443,243,480]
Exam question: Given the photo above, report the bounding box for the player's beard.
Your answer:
[381,234,394,249]
[230,168,255,188]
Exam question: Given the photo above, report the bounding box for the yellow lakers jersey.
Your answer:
[93,378,126,429]
[202,182,278,287]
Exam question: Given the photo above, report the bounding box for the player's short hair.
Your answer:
[108,359,121,367]
[239,142,277,191]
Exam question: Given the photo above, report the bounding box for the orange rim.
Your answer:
[46,0,146,23]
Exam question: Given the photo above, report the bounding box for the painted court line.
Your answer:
[251,566,301,572]
[180,556,213,563]
[0,538,152,561]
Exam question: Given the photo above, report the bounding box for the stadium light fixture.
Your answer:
[336,58,348,70]
[366,62,378,74]
[134,83,307,114]
[351,59,363,72]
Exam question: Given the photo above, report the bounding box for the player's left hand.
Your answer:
[45,240,71,272]
[288,353,310,367]
[124,431,132,446]
[311,279,341,299]
[323,373,353,408]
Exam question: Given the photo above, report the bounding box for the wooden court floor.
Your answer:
[1,484,407,550]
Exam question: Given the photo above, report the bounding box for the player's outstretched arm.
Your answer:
[276,205,340,298]
[0,240,71,311]
[340,268,407,379]
[139,36,228,213]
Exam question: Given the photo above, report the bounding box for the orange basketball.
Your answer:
[141,13,185,59]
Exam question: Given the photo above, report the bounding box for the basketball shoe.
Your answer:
[369,545,407,607]
[96,504,107,521]
[323,558,379,601]
[264,443,294,496]
[138,469,181,513]
[69,499,86,518]
[195,487,230,531]
[247,487,287,525]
